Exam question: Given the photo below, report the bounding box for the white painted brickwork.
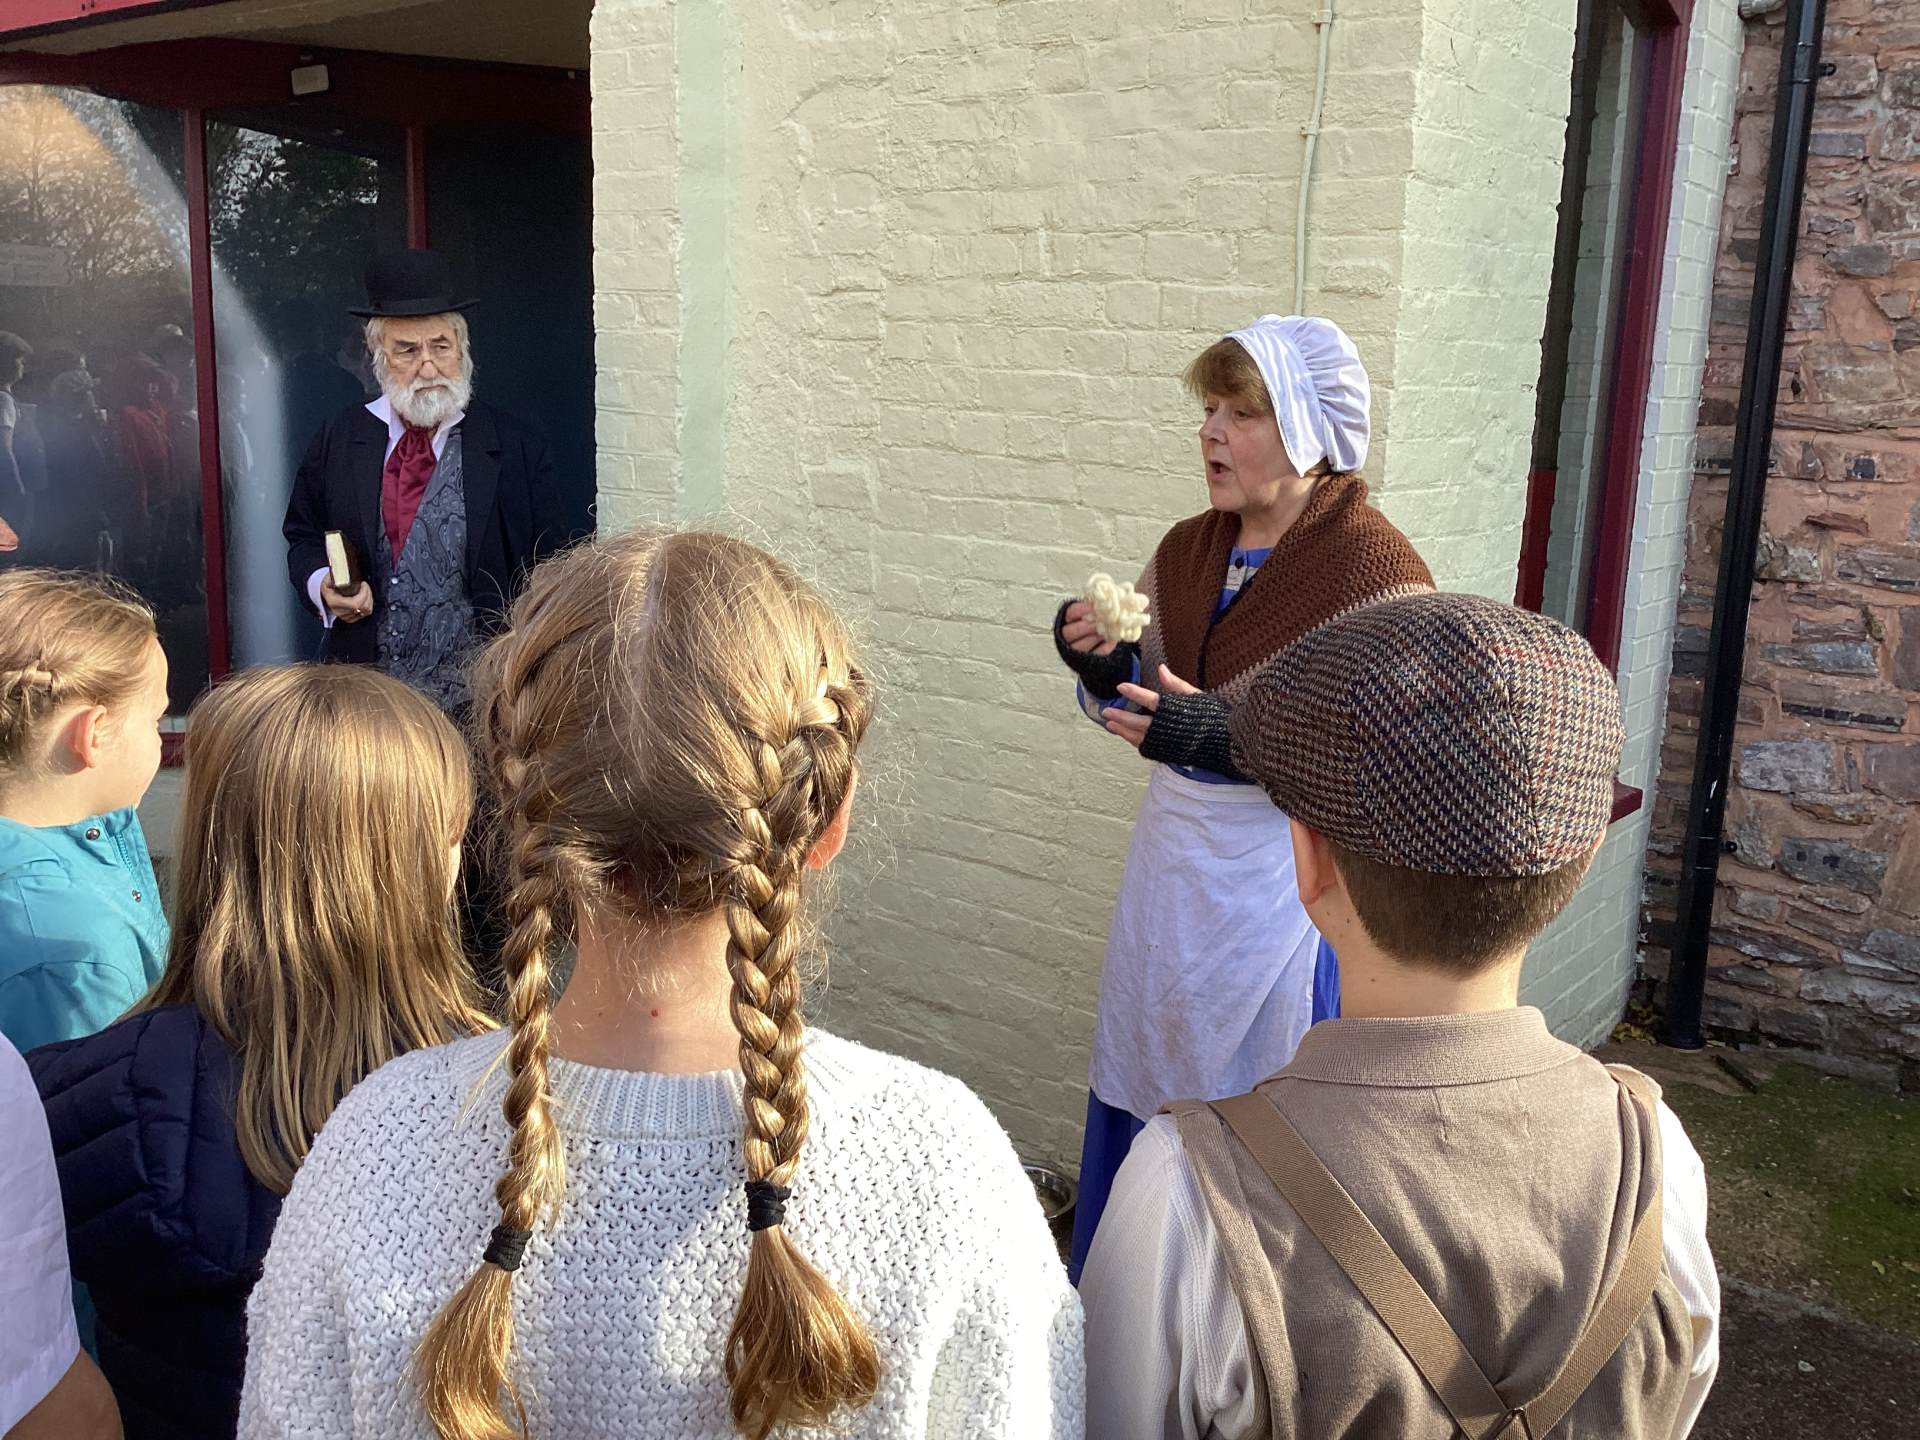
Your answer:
[1381,0,1584,594]
[589,0,679,519]
[582,0,1737,1164]
[1522,0,1744,1047]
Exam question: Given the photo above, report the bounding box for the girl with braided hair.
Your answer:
[0,568,170,1055]
[240,531,1084,1440]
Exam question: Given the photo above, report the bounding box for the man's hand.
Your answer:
[1105,665,1200,749]
[320,577,373,623]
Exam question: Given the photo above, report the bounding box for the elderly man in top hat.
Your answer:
[283,248,580,712]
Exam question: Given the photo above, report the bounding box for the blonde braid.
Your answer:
[0,569,155,778]
[416,648,584,1440]
[410,533,882,1440]
[0,665,60,758]
[723,689,878,1440]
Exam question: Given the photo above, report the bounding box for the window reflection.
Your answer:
[0,86,205,710]
[207,111,403,669]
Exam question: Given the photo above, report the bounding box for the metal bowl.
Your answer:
[1022,1161,1078,1243]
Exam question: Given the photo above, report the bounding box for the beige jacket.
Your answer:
[1081,1009,1719,1439]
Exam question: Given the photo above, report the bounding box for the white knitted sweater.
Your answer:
[238,1029,1085,1439]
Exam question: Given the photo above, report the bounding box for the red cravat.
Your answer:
[381,425,438,563]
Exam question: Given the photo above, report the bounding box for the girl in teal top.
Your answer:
[0,569,171,1055]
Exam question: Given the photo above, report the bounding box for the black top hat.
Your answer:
[347,248,477,318]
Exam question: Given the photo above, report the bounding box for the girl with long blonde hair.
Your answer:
[31,664,492,1440]
[240,532,1083,1440]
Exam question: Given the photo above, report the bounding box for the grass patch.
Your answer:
[1662,1062,1920,1340]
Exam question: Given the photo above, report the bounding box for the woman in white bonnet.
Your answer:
[1049,314,1433,1279]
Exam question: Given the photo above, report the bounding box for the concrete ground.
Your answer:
[1694,1279,1918,1438]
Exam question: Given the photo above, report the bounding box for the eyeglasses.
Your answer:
[386,337,458,367]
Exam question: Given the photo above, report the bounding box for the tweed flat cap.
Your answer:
[1228,592,1625,877]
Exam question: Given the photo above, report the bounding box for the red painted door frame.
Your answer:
[1517,0,1695,823]
[0,39,584,708]
[182,104,231,682]
[405,124,431,247]
[1584,0,1696,674]
[1517,0,1697,676]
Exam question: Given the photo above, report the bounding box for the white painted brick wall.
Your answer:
[1378,0,1579,596]
[588,0,1617,1163]
[589,0,679,521]
[1524,0,1744,1045]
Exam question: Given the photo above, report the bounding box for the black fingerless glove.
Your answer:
[1053,599,1139,701]
[1138,690,1247,780]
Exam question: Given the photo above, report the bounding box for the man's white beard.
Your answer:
[387,370,471,429]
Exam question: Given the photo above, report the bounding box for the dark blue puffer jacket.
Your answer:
[29,1004,282,1440]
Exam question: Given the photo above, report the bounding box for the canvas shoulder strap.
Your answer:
[1208,1068,1666,1439]
[1209,1091,1514,1438]
[1521,1067,1666,1434]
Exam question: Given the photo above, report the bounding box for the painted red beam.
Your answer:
[1515,466,1558,611]
[0,0,235,44]
[0,38,589,134]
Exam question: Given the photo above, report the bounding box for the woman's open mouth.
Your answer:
[1207,460,1231,481]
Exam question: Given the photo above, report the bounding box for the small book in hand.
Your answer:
[324,531,366,597]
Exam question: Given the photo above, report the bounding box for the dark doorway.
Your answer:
[0,38,592,726]
[429,124,595,544]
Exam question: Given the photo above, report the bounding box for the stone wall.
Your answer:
[1643,0,1920,1089]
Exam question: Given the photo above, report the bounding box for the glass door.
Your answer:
[206,107,406,670]
[0,84,208,714]
[428,123,595,539]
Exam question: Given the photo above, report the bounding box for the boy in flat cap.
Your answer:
[1080,593,1719,1440]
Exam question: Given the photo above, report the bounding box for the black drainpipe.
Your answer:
[1664,0,1830,1049]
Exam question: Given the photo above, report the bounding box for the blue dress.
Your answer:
[1067,545,1336,1282]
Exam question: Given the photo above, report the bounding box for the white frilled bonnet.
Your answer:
[1225,314,1371,476]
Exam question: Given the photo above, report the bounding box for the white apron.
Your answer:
[1089,763,1322,1121]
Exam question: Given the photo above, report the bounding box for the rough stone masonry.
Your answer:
[1645,0,1920,1090]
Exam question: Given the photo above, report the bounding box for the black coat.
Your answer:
[30,1006,282,1440]
[282,398,584,665]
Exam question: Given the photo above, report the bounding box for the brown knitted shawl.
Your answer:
[1137,474,1435,704]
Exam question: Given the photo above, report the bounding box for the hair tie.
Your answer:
[744,1179,791,1232]
[483,1224,533,1271]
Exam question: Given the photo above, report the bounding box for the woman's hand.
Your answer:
[1104,665,1200,749]
[1059,599,1118,657]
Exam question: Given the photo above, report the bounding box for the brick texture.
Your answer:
[1383,0,1583,592]
[1643,0,1920,1091]
[589,0,680,517]
[590,0,1584,1163]
[1527,0,1745,1048]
